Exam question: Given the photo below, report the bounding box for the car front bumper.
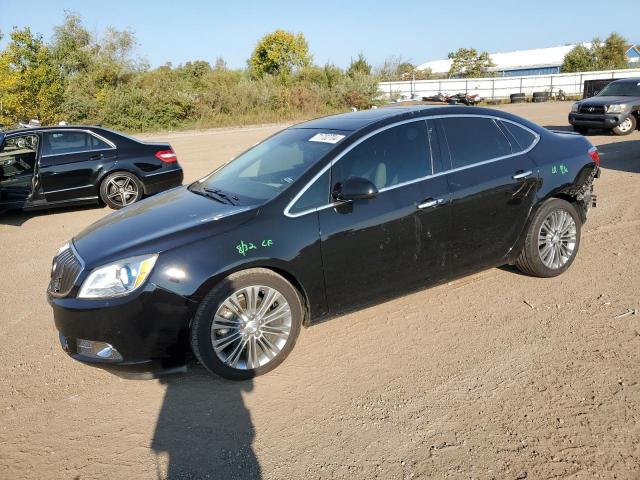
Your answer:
[48,283,197,377]
[568,112,630,129]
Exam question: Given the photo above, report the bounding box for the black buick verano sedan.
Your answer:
[48,106,600,380]
[0,125,182,212]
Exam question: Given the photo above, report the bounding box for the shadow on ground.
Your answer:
[596,139,640,174]
[152,366,261,480]
[0,203,101,227]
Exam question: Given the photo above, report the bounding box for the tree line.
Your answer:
[0,14,408,131]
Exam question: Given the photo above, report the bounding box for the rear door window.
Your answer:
[440,117,512,169]
[498,121,537,153]
[43,132,110,156]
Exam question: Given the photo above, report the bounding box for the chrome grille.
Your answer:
[48,247,82,297]
[579,105,605,114]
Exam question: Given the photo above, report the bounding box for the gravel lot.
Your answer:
[1,102,639,479]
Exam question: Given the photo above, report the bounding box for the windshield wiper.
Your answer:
[203,188,238,205]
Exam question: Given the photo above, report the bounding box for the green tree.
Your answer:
[447,48,495,78]
[50,11,93,77]
[0,27,64,124]
[594,33,629,70]
[248,29,311,78]
[561,44,595,72]
[346,53,371,78]
[562,33,630,73]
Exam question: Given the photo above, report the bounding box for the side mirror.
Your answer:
[334,176,378,201]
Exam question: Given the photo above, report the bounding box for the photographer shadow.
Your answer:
[152,366,261,480]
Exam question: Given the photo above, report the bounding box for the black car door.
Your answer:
[318,120,451,312]
[437,115,539,274]
[39,130,116,202]
[0,133,40,208]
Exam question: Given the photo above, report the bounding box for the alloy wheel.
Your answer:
[211,285,292,370]
[538,208,577,270]
[106,176,139,207]
[618,117,633,133]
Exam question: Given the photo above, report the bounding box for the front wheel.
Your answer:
[190,268,303,380]
[515,199,581,277]
[612,115,637,136]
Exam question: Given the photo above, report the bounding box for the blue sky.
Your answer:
[0,0,635,69]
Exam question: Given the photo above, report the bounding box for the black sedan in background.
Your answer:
[48,106,600,380]
[0,125,183,212]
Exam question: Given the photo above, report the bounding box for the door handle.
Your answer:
[417,198,444,209]
[90,153,104,161]
[512,170,533,180]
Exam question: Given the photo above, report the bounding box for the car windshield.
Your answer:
[190,128,347,204]
[598,81,640,97]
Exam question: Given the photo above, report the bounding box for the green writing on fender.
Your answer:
[236,239,274,256]
[551,164,569,175]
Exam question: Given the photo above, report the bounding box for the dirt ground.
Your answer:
[1,102,639,480]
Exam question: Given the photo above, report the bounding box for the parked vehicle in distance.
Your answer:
[569,78,640,135]
[48,106,600,380]
[0,125,183,212]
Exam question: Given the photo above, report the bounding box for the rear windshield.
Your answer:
[192,128,348,204]
[598,81,640,97]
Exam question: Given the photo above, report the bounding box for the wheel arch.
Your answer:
[190,262,312,327]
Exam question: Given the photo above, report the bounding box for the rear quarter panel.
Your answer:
[527,130,598,206]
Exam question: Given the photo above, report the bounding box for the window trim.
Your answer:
[283,114,540,218]
[39,129,116,158]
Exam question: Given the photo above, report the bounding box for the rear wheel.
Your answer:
[100,171,142,209]
[515,199,581,277]
[612,115,636,136]
[190,268,303,380]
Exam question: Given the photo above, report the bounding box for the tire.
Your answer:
[532,92,549,103]
[515,199,581,278]
[100,171,143,209]
[572,125,589,135]
[612,114,637,136]
[190,268,303,380]
[510,93,526,104]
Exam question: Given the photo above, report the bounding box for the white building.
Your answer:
[417,44,640,77]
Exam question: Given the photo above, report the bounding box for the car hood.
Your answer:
[73,186,254,267]
[580,96,636,106]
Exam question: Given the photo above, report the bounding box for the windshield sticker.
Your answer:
[236,239,274,256]
[309,133,345,144]
[551,164,569,175]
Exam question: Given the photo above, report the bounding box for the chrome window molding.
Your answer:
[145,167,183,177]
[283,114,541,218]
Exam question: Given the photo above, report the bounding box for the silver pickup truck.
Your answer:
[569,78,640,136]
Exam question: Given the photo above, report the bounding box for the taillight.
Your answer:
[155,149,177,163]
[588,146,600,166]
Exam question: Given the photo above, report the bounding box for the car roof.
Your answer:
[292,105,525,132]
[3,125,105,135]
[610,77,640,84]
[292,106,446,131]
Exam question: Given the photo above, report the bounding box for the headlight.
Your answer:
[78,254,158,299]
[571,103,580,113]
[607,104,628,113]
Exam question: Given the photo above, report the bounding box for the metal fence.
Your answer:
[379,68,640,100]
